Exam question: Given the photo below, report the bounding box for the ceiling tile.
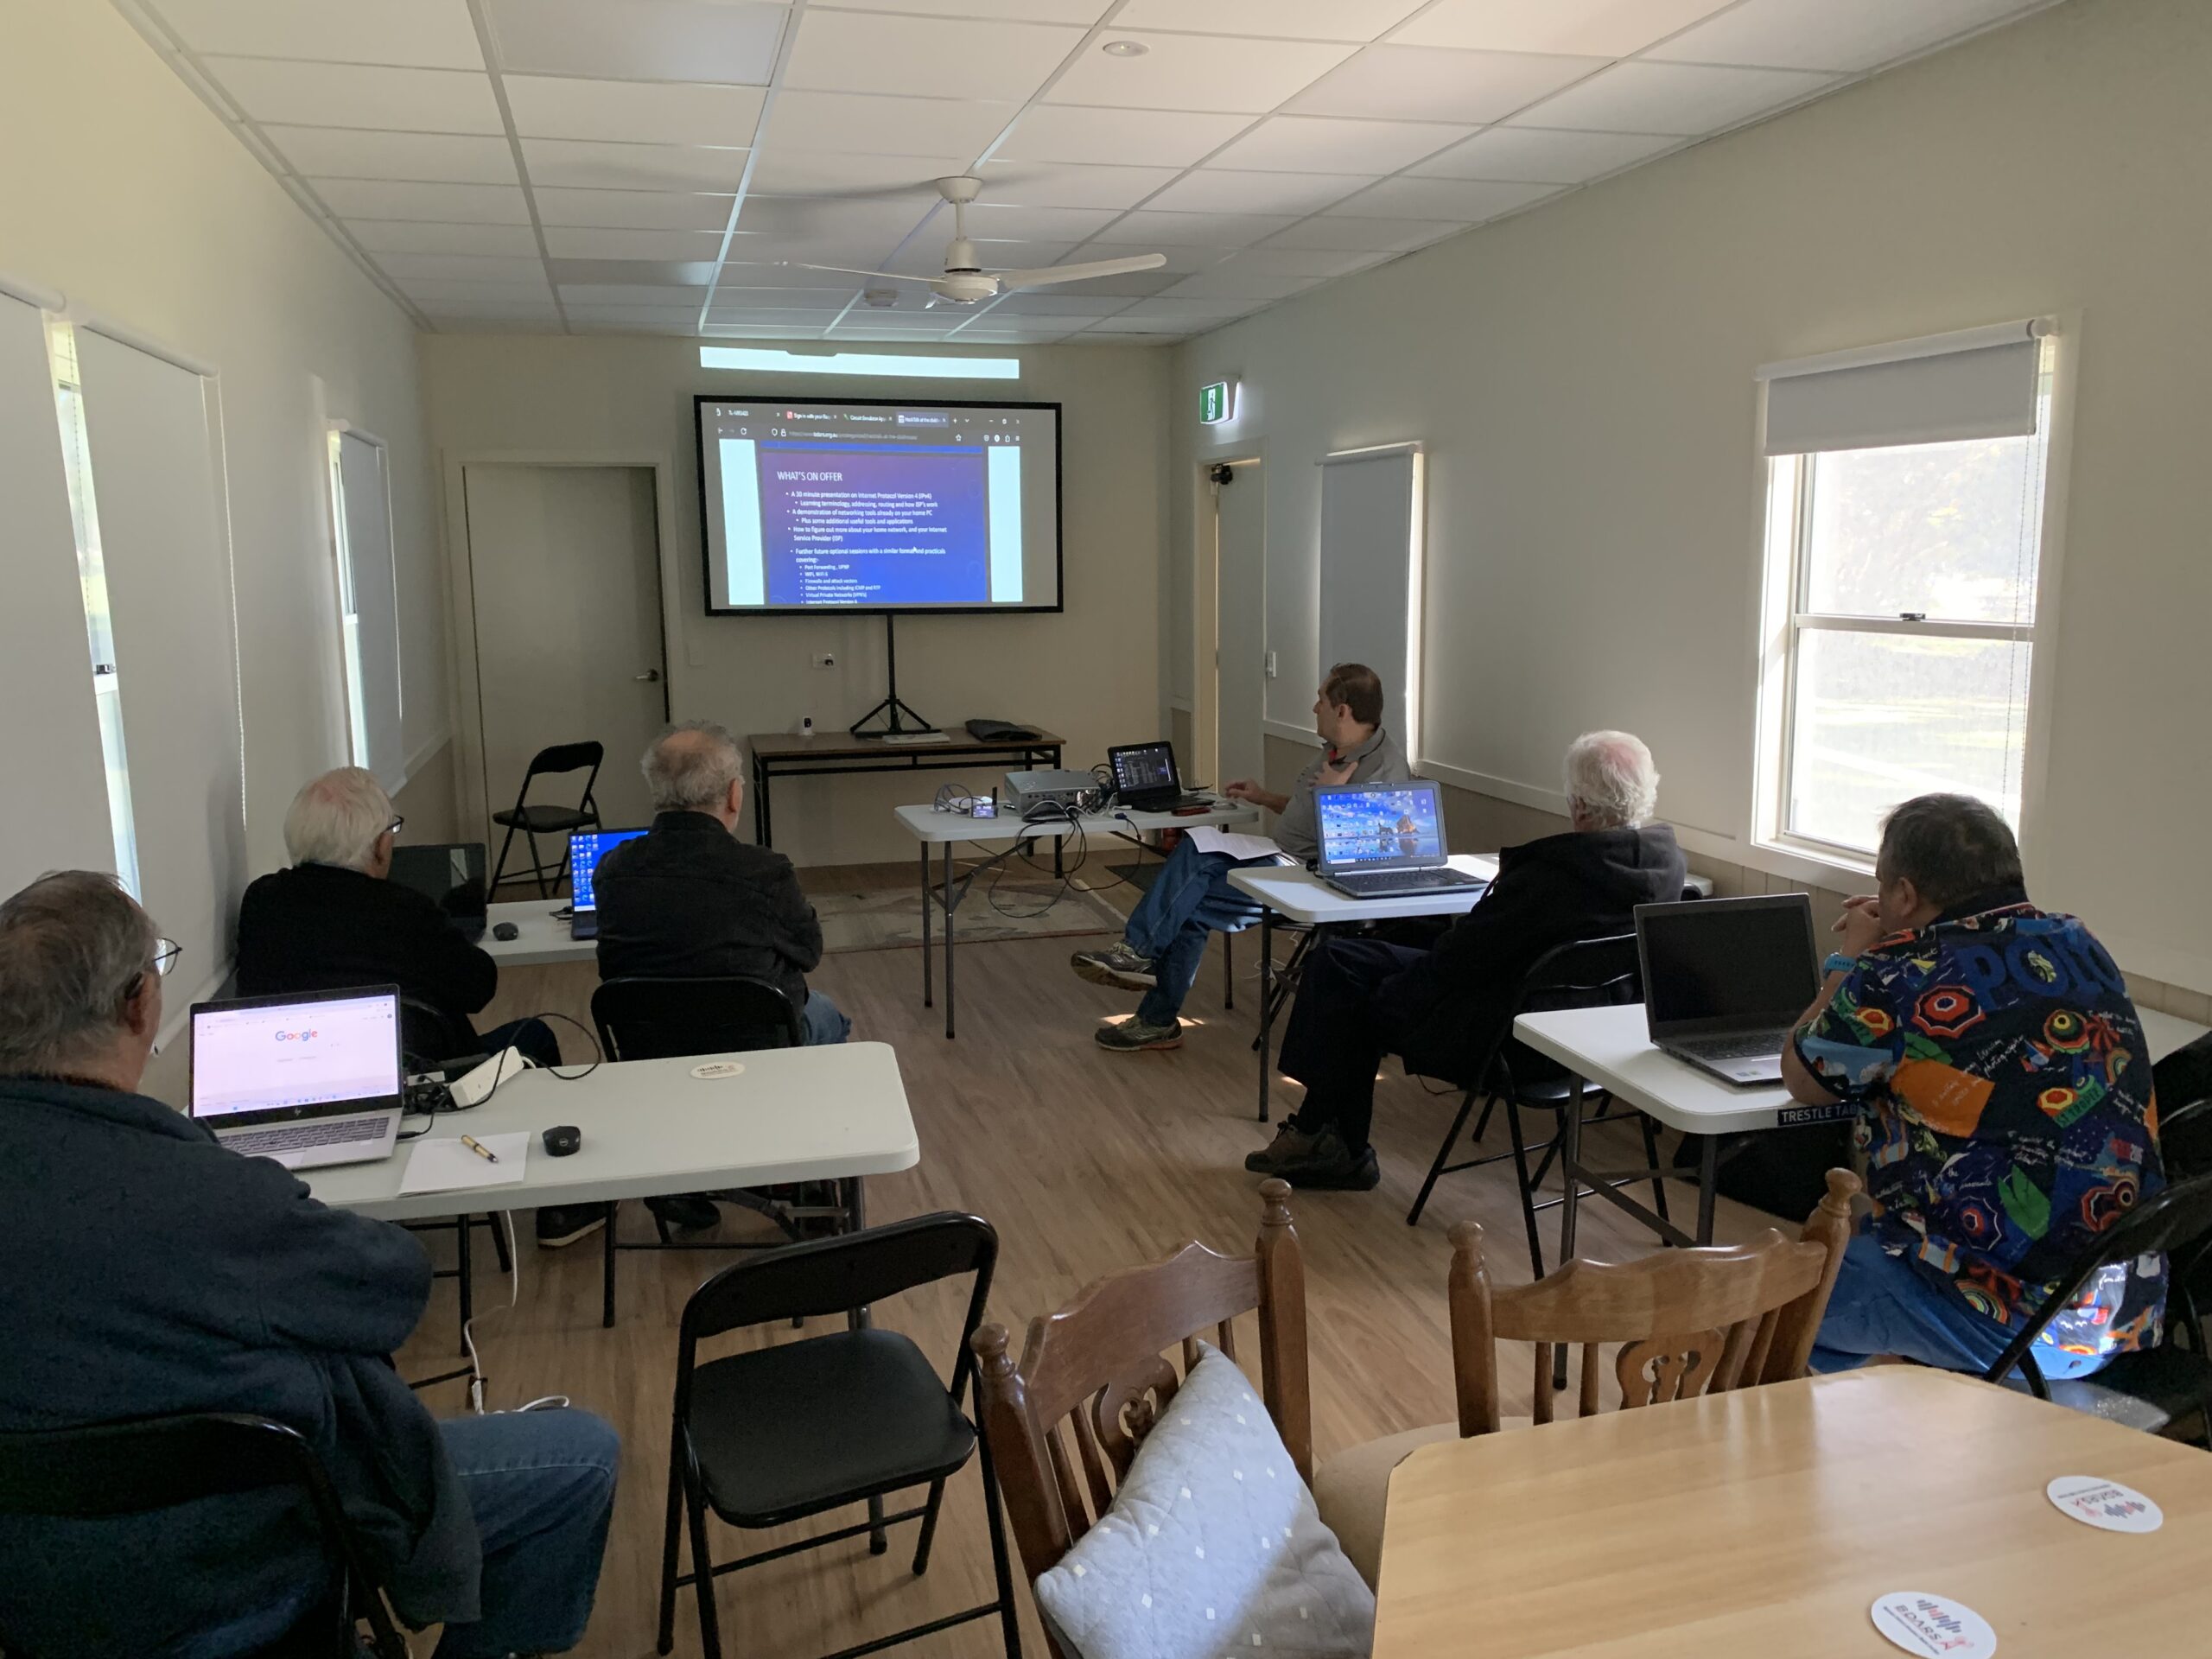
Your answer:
[1259,214,1465,251]
[813,0,1104,19]
[561,303,709,321]
[1645,0,2041,72]
[1018,264,1185,297]
[200,60,502,132]
[1331,175,1562,219]
[719,260,885,289]
[1408,124,1680,181]
[542,226,731,259]
[1287,45,1605,123]
[995,105,1253,168]
[486,0,788,83]
[532,187,739,230]
[1205,114,1474,175]
[154,0,485,67]
[1112,0,1426,41]
[707,286,857,308]
[1160,266,1321,301]
[762,91,1016,157]
[1513,60,1836,134]
[705,308,865,325]
[347,219,543,255]
[748,151,969,195]
[267,127,519,185]
[701,322,833,336]
[548,258,721,285]
[416,300,560,317]
[979,293,1133,316]
[1068,242,1221,275]
[979,161,1183,210]
[1080,315,1199,334]
[1047,32,1355,114]
[1100,209,1300,248]
[1221,245,1391,277]
[1388,0,1732,56]
[1113,296,1257,319]
[521,138,750,191]
[957,203,1121,242]
[312,179,532,224]
[503,76,766,145]
[1143,169,1371,217]
[558,283,710,304]
[399,277,556,300]
[785,13,1085,102]
[379,251,549,283]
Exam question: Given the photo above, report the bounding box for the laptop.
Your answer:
[189,986,405,1170]
[388,842,488,942]
[1314,780,1489,899]
[1635,894,1821,1085]
[1107,741,1211,812]
[566,825,649,940]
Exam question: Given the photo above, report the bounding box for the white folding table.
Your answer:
[893,799,1259,1039]
[479,898,595,968]
[307,1041,919,1327]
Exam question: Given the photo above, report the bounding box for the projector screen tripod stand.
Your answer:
[849,614,936,738]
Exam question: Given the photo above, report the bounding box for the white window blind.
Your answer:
[334,430,405,790]
[1317,445,1423,752]
[1759,321,2047,456]
[76,328,245,1004]
[0,295,112,895]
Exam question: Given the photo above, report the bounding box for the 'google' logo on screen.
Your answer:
[273,1028,321,1043]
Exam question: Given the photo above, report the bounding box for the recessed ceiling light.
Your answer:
[1101,40,1147,58]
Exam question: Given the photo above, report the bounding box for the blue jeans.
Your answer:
[800,987,850,1045]
[433,1408,620,1657]
[1125,841,1268,1026]
[1809,1233,2109,1382]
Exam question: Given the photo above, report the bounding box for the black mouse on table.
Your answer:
[493,921,519,941]
[543,1125,581,1157]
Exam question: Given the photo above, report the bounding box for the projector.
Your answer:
[1005,769,1102,815]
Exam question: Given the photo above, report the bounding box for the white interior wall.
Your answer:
[418,335,1173,868]
[1171,0,2212,996]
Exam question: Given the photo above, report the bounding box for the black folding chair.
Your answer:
[1982,1170,2212,1445]
[1405,935,1666,1278]
[488,741,603,897]
[0,1412,406,1658]
[658,1213,1020,1659]
[589,976,841,1327]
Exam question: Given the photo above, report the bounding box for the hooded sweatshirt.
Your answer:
[1389,823,1688,1081]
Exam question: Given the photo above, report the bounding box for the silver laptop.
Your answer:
[1635,894,1821,1085]
[189,986,404,1169]
[1314,779,1489,899]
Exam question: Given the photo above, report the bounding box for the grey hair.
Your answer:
[284,767,393,871]
[642,720,745,812]
[0,871,161,1076]
[1877,793,2022,910]
[1564,730,1659,829]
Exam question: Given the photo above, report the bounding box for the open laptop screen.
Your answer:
[1109,742,1179,798]
[1638,896,1820,1035]
[191,988,401,1122]
[1318,783,1446,868]
[388,842,487,930]
[569,827,649,912]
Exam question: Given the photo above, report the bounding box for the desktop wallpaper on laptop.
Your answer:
[1318,787,1445,865]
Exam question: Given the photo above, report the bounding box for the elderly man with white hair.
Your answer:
[1249,731,1688,1190]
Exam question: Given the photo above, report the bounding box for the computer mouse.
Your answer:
[543,1124,582,1158]
[493,921,519,941]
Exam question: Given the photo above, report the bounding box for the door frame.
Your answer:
[440,449,683,846]
[1190,443,1264,791]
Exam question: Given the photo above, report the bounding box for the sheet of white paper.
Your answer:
[1181,827,1287,862]
[399,1132,531,1195]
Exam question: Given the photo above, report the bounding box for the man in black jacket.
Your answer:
[0,871,617,1658]
[1249,732,1688,1190]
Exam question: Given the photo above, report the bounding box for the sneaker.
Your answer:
[1071,943,1158,991]
[1244,1124,1321,1173]
[647,1193,722,1233]
[1274,1128,1382,1192]
[534,1204,610,1248]
[1094,1014,1183,1052]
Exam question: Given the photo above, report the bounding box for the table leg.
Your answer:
[601,1211,616,1330]
[942,842,957,1040]
[919,839,932,1010]
[841,1176,887,1551]
[1255,909,1274,1123]
[1696,1134,1719,1245]
[1552,1072,1586,1391]
[454,1216,473,1357]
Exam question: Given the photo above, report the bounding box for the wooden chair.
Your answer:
[970,1178,1310,1610]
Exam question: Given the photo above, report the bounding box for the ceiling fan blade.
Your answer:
[782,262,936,283]
[994,254,1167,290]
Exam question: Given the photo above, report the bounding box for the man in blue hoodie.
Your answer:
[0,870,617,1657]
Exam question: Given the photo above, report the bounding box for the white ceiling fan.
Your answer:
[781,175,1164,306]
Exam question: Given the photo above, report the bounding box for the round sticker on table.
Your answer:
[1870,1592,1998,1658]
[690,1061,745,1079]
[2046,1475,2163,1533]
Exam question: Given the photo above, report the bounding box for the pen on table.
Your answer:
[461,1135,499,1164]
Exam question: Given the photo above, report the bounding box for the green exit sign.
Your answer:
[1198,379,1236,424]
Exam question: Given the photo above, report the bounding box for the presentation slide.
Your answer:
[697,397,1061,614]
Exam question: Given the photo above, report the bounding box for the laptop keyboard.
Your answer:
[1333,868,1485,894]
[222,1116,385,1155]
[1681,1032,1791,1060]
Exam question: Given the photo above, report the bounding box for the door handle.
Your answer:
[635,669,662,683]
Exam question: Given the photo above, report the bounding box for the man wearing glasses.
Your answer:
[0,871,619,1656]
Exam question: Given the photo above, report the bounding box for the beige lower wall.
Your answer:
[1258,736,2212,1024]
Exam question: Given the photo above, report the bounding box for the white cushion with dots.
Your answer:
[1033,1344,1374,1659]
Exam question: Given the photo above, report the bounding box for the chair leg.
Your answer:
[454,1216,473,1357]
[602,1209,617,1330]
[1504,1101,1547,1281]
[911,1477,947,1575]
[525,830,550,898]
[868,1494,887,1554]
[1407,1087,1481,1227]
[1639,1115,1672,1227]
[490,822,520,896]
[685,1468,724,1659]
[1469,1093,1498,1145]
[486,1213,512,1274]
[1222,927,1234,1012]
[977,1433,1024,1659]
[657,1432,688,1656]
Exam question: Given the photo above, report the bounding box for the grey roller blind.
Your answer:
[1318,445,1421,752]
[1759,321,2046,456]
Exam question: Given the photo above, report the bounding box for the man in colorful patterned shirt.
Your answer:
[1781,793,2164,1380]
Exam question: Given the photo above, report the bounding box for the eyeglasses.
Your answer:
[151,938,181,978]
[387,814,405,836]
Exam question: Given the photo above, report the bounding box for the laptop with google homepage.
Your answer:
[1313,780,1489,899]
[566,826,649,940]
[189,986,404,1170]
[1634,893,1821,1085]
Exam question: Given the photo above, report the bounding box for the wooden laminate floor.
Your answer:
[402,888,1775,1659]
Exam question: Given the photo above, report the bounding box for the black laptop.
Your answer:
[387,842,488,942]
[1107,741,1211,812]
[1635,894,1821,1084]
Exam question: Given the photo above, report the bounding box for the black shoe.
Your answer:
[1274,1128,1382,1192]
[534,1204,610,1248]
[647,1193,722,1232]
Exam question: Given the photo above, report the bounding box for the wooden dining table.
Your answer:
[1372,1367,2212,1656]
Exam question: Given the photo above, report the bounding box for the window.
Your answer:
[1757,324,2056,863]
